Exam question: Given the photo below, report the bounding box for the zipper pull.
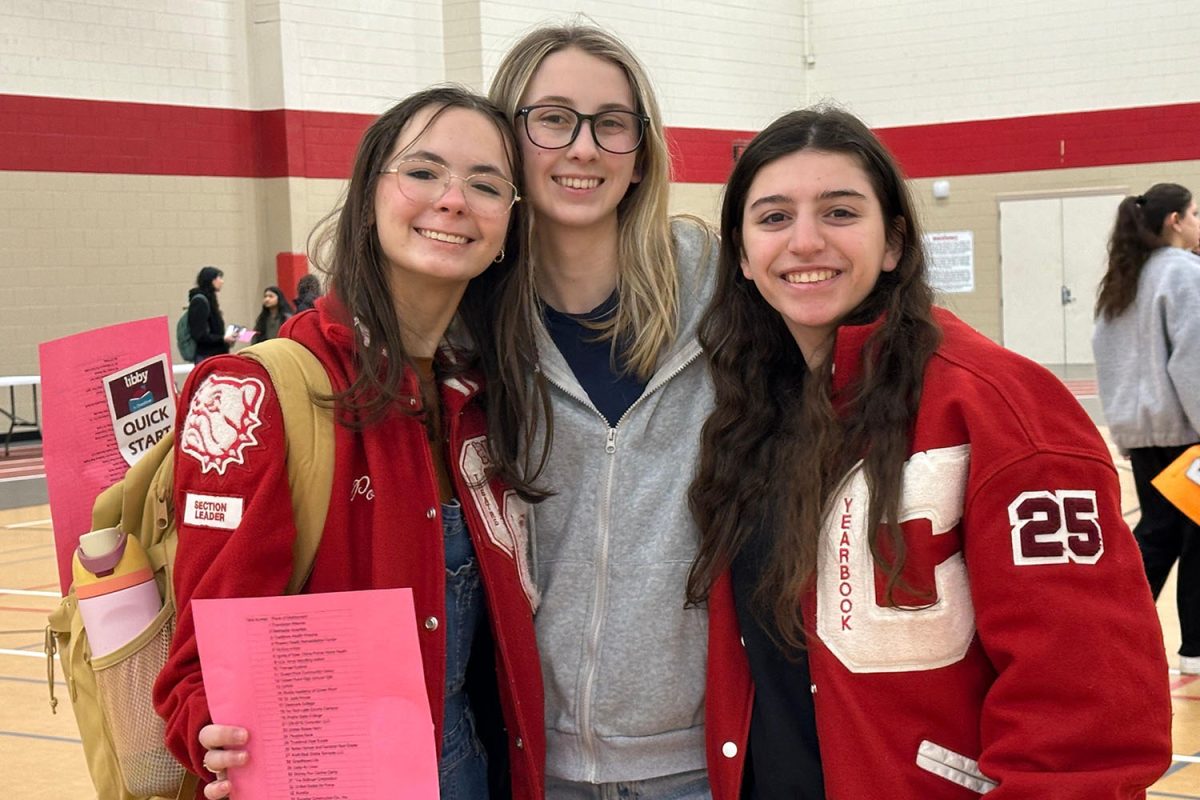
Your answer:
[605,428,617,454]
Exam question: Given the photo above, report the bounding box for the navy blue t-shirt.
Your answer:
[731,527,825,799]
[542,293,647,426]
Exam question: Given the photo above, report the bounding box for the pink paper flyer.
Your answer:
[38,316,175,593]
[193,588,438,800]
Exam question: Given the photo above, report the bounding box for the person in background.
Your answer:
[487,23,717,800]
[154,85,545,800]
[293,273,322,312]
[688,106,1172,798]
[251,285,293,342]
[1093,182,1200,674]
[187,266,234,363]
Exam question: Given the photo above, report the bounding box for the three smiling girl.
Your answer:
[162,21,1170,800]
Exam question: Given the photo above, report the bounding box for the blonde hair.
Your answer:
[489,23,678,379]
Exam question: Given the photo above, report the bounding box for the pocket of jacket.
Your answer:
[915,739,997,795]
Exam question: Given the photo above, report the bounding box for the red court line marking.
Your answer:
[1171,675,1200,690]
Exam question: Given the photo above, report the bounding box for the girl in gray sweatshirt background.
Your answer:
[1093,182,1200,674]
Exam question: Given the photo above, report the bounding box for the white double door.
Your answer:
[999,193,1125,369]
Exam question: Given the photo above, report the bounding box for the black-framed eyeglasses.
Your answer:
[379,159,520,218]
[517,105,649,154]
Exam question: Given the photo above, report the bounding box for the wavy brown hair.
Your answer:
[1095,183,1193,321]
[307,85,537,497]
[686,107,941,652]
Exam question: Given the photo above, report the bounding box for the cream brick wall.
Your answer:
[6,1,1197,122]
[477,1,809,129]
[1,0,447,113]
[444,0,485,89]
[669,162,1200,348]
[271,0,445,112]
[809,0,1200,126]
[0,172,265,375]
[2,0,250,107]
[4,0,1200,382]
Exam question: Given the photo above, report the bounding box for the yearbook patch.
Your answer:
[817,444,975,674]
[183,492,245,530]
[180,374,266,476]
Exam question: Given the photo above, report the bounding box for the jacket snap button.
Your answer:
[424,616,439,631]
[515,737,524,749]
[722,741,738,758]
[426,507,436,519]
[810,683,817,694]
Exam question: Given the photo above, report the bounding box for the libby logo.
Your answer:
[123,370,148,388]
[351,475,375,502]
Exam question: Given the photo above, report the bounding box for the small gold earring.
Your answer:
[494,248,505,263]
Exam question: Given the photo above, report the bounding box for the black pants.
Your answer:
[1130,444,1200,656]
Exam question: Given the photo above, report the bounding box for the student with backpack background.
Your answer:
[181,266,235,364]
[153,86,546,799]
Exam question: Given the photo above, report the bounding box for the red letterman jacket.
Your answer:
[153,297,545,798]
[705,308,1172,799]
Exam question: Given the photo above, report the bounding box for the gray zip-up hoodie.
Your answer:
[531,219,717,783]
[1092,246,1200,449]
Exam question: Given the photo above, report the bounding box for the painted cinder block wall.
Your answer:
[2,0,1198,381]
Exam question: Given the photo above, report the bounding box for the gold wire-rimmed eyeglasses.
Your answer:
[379,159,520,218]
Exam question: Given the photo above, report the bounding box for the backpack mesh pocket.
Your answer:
[92,602,187,797]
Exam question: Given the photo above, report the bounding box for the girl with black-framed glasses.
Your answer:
[487,23,719,800]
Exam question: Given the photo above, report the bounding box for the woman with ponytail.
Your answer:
[1093,182,1200,674]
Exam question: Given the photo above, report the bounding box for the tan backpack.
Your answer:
[45,338,334,800]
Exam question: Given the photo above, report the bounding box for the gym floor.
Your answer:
[2,426,1199,798]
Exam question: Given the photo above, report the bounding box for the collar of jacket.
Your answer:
[830,306,951,397]
[305,293,485,412]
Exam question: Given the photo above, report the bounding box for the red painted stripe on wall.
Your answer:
[0,94,374,179]
[875,104,1200,178]
[2,94,1198,182]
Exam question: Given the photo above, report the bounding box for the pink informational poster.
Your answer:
[38,317,176,593]
[193,588,439,800]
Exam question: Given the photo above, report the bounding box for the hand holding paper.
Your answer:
[193,588,438,800]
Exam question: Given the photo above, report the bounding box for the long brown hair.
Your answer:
[307,85,538,497]
[486,24,681,494]
[1095,183,1193,321]
[686,107,941,652]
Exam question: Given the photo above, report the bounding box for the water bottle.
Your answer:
[72,528,162,659]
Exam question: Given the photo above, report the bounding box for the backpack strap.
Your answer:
[239,338,334,594]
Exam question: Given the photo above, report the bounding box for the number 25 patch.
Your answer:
[1008,490,1103,565]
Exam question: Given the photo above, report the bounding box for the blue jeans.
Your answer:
[546,769,711,800]
[439,500,488,799]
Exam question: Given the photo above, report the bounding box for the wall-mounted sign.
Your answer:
[923,231,975,294]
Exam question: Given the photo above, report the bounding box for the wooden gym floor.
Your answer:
[1,430,1199,798]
